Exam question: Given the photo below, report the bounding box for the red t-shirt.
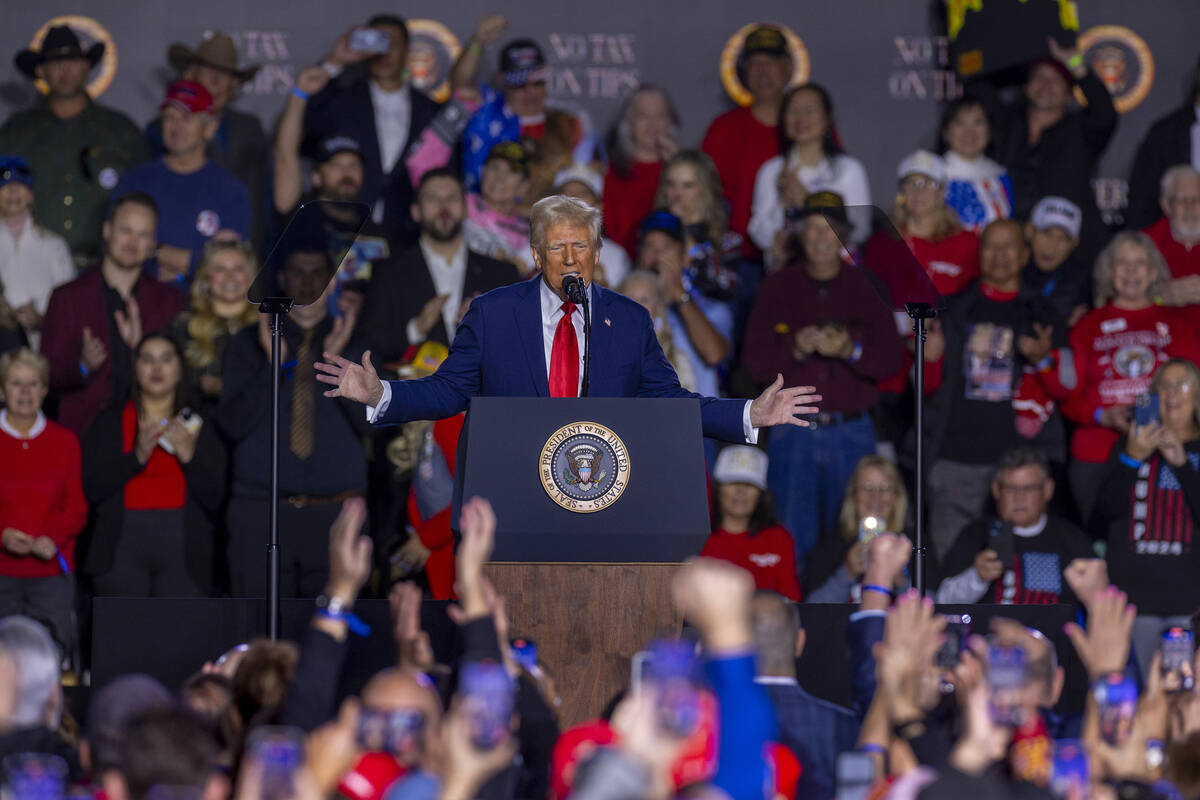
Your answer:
[700,524,801,601]
[701,107,778,256]
[122,403,187,510]
[603,161,663,257]
[1063,304,1200,462]
[908,229,981,297]
[0,417,88,577]
[1144,217,1200,279]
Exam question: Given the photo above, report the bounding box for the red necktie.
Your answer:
[549,301,579,398]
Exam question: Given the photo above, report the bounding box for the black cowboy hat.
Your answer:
[15,25,104,80]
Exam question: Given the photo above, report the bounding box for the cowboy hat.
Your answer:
[15,25,104,80]
[167,32,259,82]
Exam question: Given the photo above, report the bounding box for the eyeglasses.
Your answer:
[997,483,1044,496]
[1157,380,1196,395]
[902,176,941,191]
[858,484,895,496]
[1165,196,1200,210]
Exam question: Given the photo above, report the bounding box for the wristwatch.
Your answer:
[315,594,353,614]
[671,291,692,309]
[1146,738,1165,770]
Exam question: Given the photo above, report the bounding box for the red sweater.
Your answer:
[1145,217,1200,279]
[1063,304,1200,462]
[701,107,778,256]
[908,229,981,297]
[0,414,88,577]
[701,524,801,601]
[405,414,464,600]
[603,161,663,257]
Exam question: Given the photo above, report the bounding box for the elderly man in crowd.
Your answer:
[1144,164,1200,307]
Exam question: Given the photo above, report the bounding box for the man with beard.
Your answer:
[364,168,520,363]
[0,25,149,266]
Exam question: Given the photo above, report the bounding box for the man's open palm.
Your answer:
[749,373,822,428]
[315,350,383,406]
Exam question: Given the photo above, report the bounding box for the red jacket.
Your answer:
[1062,304,1200,462]
[701,106,778,257]
[41,267,184,435]
[603,161,663,257]
[0,415,87,577]
[405,414,465,600]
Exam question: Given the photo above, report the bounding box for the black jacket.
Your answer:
[80,403,226,593]
[978,72,1118,261]
[365,245,522,362]
[303,76,440,247]
[1127,103,1195,230]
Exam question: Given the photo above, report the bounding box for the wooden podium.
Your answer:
[459,398,712,726]
[487,562,683,726]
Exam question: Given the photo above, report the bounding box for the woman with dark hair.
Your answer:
[81,333,226,597]
[939,95,1013,232]
[748,83,870,268]
[701,445,801,601]
[602,85,681,255]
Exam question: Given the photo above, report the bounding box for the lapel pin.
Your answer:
[604,318,611,326]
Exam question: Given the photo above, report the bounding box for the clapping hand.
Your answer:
[114,297,142,348]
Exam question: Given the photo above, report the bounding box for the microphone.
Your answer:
[561,274,587,304]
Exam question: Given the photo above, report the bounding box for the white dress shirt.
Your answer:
[405,240,468,346]
[0,217,76,350]
[369,277,758,442]
[369,82,411,174]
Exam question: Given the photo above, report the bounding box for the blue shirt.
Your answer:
[113,158,250,273]
[669,289,733,399]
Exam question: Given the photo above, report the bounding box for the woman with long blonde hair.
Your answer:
[170,239,258,418]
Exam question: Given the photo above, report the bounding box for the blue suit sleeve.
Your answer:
[633,308,745,442]
[706,653,776,800]
[377,298,485,424]
[847,612,886,719]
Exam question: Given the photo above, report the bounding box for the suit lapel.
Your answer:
[516,277,550,397]
[586,285,613,393]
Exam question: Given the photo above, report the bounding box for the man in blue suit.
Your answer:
[315,195,821,441]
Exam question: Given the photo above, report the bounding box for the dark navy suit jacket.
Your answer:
[376,276,748,442]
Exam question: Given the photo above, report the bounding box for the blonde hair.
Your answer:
[185,239,259,370]
[837,455,908,542]
[891,187,962,241]
[0,347,49,388]
[653,150,728,243]
[1092,231,1171,308]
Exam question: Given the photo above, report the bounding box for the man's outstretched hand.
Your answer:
[315,351,383,407]
[749,374,822,428]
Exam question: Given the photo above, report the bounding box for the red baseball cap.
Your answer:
[161,79,214,114]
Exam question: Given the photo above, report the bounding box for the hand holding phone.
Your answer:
[247,726,305,800]
[460,661,515,750]
[643,639,703,738]
[1134,392,1161,428]
[988,520,1015,572]
[1161,627,1195,694]
[349,27,391,54]
[987,644,1028,727]
[1093,672,1138,746]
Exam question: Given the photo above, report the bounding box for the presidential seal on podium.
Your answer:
[539,421,631,513]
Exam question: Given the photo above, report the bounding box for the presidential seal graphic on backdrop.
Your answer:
[539,422,631,513]
[29,16,118,99]
[719,23,809,107]
[1073,25,1154,114]
[406,19,461,103]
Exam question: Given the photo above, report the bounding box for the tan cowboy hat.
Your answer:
[167,32,259,82]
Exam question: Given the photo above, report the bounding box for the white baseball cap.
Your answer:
[897,150,946,184]
[1030,196,1082,239]
[553,163,603,199]
[713,446,769,490]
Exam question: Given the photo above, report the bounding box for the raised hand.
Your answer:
[749,373,822,428]
[472,14,509,45]
[114,296,142,348]
[1063,558,1109,613]
[672,558,754,653]
[81,327,108,372]
[390,581,435,673]
[294,65,331,98]
[876,590,945,724]
[327,496,372,604]
[863,532,913,588]
[1064,586,1135,680]
[314,350,383,406]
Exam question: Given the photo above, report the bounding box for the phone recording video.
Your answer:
[987,644,1029,727]
[1093,672,1138,746]
[835,751,877,800]
[460,661,515,750]
[247,726,305,800]
[637,639,703,739]
[1161,627,1194,694]
[1050,739,1088,799]
[356,708,426,764]
[988,520,1015,572]
[937,614,971,672]
[1133,391,1161,428]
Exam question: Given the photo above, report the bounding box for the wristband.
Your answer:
[858,743,887,756]
[1093,407,1104,424]
[54,547,70,575]
[316,608,371,636]
[848,342,863,363]
[1067,53,1084,70]
[1119,453,1143,469]
[862,583,893,599]
[79,361,90,379]
[291,86,310,101]
[1035,355,1054,372]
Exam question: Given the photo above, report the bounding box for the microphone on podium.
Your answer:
[561,274,590,397]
